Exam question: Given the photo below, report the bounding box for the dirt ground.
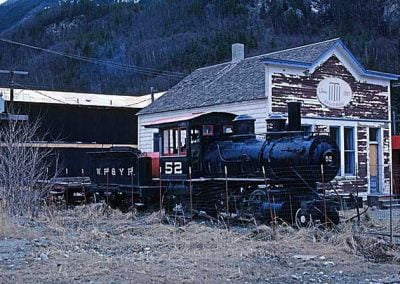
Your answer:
[1,205,399,284]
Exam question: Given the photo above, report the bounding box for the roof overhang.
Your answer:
[143,111,237,129]
[262,39,400,81]
[143,112,205,128]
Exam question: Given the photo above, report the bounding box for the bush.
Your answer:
[0,113,56,218]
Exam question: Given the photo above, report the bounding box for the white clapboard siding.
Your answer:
[138,99,268,152]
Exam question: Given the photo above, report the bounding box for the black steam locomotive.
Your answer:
[82,102,341,227]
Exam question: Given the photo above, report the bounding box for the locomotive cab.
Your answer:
[144,112,237,180]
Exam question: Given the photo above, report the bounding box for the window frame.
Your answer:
[153,132,160,152]
[202,125,214,136]
[343,127,356,176]
[161,127,187,157]
[329,126,341,176]
[329,125,357,177]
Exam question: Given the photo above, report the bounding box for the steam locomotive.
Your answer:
[80,102,341,227]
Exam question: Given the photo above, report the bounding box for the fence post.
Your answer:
[65,168,69,208]
[390,171,393,244]
[106,172,109,205]
[289,193,294,226]
[189,166,193,222]
[131,164,134,213]
[159,166,163,221]
[355,163,360,224]
[262,166,276,236]
[81,168,87,204]
[224,165,230,231]
[321,164,328,228]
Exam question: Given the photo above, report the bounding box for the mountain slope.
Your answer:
[0,0,53,32]
[0,0,399,96]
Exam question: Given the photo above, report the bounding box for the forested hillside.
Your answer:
[0,0,399,96]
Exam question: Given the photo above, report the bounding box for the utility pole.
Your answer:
[150,86,155,103]
[392,83,400,135]
[0,69,29,112]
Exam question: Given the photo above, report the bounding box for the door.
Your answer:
[190,128,202,176]
[369,143,379,193]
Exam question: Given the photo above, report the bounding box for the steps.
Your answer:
[379,199,400,209]
[368,194,400,209]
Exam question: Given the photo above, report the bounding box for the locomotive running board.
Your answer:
[152,177,266,182]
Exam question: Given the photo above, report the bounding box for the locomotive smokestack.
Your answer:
[287,101,301,131]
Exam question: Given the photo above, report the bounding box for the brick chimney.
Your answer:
[231,43,244,63]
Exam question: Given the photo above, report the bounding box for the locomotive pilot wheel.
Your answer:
[295,208,313,229]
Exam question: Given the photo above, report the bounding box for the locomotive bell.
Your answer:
[233,114,256,137]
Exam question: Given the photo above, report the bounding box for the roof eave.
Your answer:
[263,58,312,69]
[263,41,400,81]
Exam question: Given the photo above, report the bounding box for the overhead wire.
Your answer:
[13,82,72,105]
[0,38,187,80]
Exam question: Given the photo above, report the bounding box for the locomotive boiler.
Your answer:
[202,102,339,187]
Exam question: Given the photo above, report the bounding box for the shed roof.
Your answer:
[0,88,165,109]
[139,38,399,115]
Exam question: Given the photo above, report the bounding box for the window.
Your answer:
[329,126,356,176]
[202,125,214,136]
[369,128,379,142]
[162,128,187,156]
[153,132,160,152]
[301,125,312,137]
[329,127,340,146]
[223,125,233,134]
[179,129,187,155]
[191,129,201,143]
[344,127,355,175]
[329,126,341,175]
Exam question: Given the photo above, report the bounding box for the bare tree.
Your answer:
[0,116,57,218]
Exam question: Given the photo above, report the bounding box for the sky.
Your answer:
[0,0,7,5]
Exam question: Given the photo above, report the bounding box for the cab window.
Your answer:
[191,128,201,143]
[202,125,214,136]
[162,128,187,156]
[223,125,233,134]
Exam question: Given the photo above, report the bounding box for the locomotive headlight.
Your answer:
[325,154,333,163]
[323,151,334,166]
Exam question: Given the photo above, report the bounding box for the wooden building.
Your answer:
[0,88,164,176]
[138,38,399,197]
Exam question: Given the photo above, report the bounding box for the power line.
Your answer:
[0,38,186,77]
[123,97,153,107]
[13,82,71,105]
[0,38,187,79]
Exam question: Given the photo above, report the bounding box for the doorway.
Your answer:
[369,128,380,193]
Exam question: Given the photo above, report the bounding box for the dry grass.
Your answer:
[1,205,399,283]
[0,213,12,238]
[44,204,400,265]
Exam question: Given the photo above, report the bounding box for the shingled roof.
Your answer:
[139,38,342,115]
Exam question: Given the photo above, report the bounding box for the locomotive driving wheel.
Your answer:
[242,189,267,220]
[295,208,313,229]
[249,189,266,201]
